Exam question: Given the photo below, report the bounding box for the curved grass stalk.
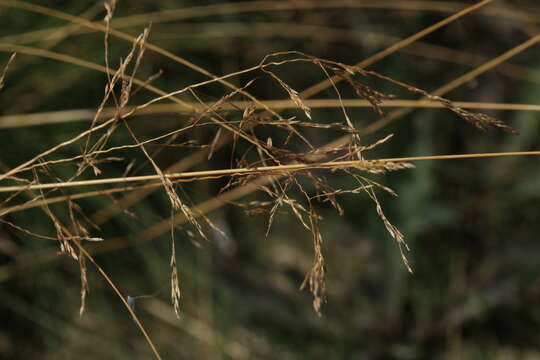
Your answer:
[143,22,537,85]
[2,1,536,46]
[74,243,163,360]
[298,0,496,99]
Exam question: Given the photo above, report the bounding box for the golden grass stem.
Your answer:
[2,100,540,128]
[1,151,539,194]
[0,181,167,216]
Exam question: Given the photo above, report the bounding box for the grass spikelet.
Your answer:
[340,72,390,116]
[53,221,78,259]
[78,254,89,316]
[32,169,79,259]
[436,97,517,133]
[264,69,312,120]
[300,205,326,316]
[365,181,412,273]
[265,197,281,239]
[170,211,181,319]
[103,0,117,84]
[207,127,222,160]
[361,68,517,133]
[284,197,310,231]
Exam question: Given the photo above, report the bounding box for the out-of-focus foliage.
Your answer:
[1,1,540,359]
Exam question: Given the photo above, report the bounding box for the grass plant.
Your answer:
[1,1,539,358]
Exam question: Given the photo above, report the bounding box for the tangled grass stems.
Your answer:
[0,0,499,239]
[2,149,539,288]
[1,39,521,317]
[0,0,498,150]
[0,143,532,284]
[0,167,163,359]
[0,47,518,182]
[315,31,540,156]
[1,1,533,356]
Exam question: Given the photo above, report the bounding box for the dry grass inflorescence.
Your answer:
[1,0,540,358]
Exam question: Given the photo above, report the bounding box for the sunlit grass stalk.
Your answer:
[1,151,538,194]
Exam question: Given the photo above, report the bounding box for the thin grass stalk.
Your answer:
[298,0,496,99]
[1,151,539,194]
[3,100,540,128]
[74,242,163,360]
[3,1,538,46]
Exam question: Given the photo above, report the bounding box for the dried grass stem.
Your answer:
[1,151,539,193]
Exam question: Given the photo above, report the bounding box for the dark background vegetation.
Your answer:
[1,0,540,358]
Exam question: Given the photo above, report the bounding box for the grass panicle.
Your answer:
[2,0,540,358]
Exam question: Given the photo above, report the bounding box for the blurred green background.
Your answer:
[1,0,540,359]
